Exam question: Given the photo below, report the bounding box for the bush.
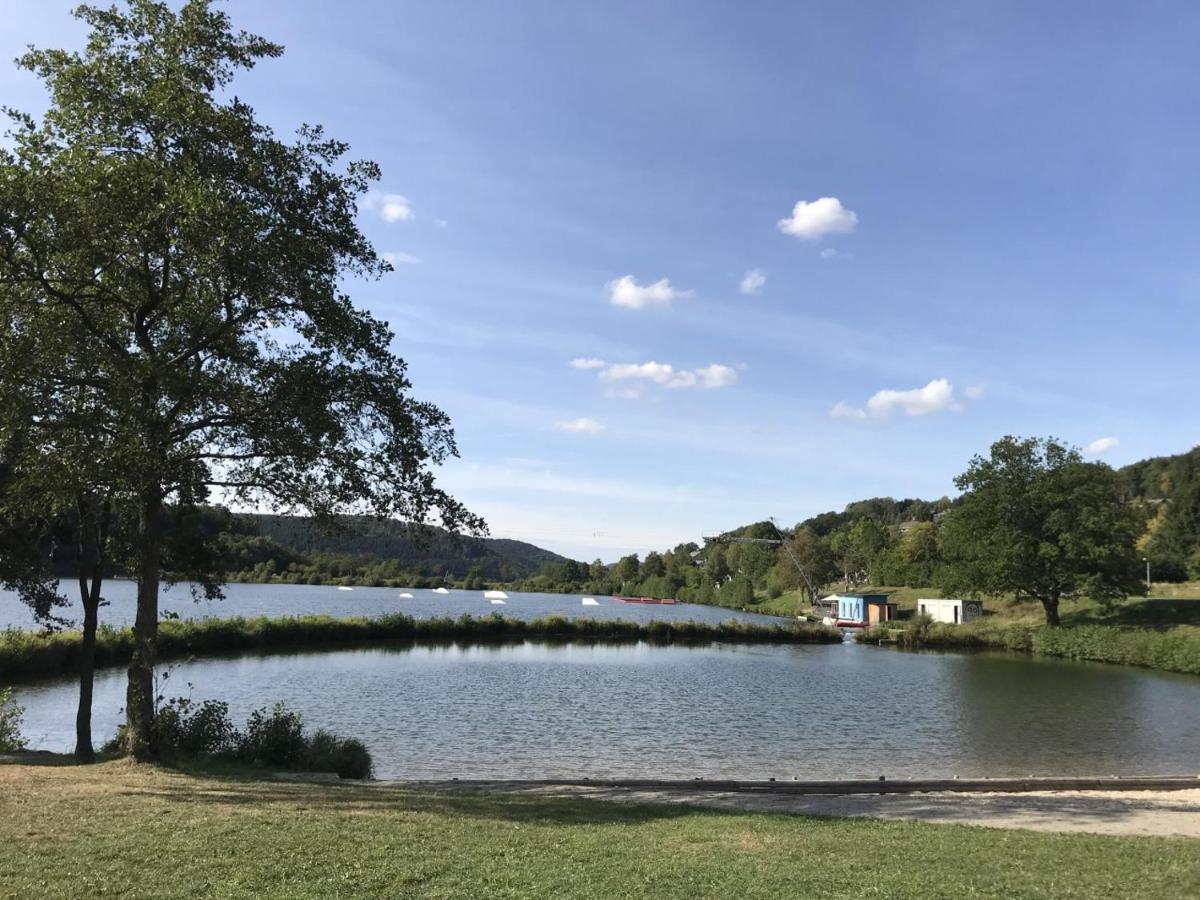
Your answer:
[239,703,306,768]
[0,687,26,752]
[304,729,373,779]
[102,697,373,778]
[156,698,239,758]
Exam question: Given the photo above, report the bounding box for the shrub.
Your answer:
[239,703,307,768]
[156,698,239,758]
[304,729,373,779]
[0,687,26,752]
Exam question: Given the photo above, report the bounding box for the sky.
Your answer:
[2,0,1199,561]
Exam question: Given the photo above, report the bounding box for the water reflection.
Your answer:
[13,641,1200,781]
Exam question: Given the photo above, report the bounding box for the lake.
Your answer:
[12,639,1200,781]
[0,581,788,631]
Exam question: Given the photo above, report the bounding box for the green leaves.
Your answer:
[939,436,1143,624]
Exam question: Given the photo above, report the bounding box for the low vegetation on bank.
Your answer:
[114,699,373,779]
[0,688,25,752]
[0,613,841,683]
[1,764,1196,900]
[858,617,1200,676]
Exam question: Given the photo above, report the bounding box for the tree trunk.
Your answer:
[1041,594,1061,627]
[125,484,162,760]
[74,494,109,763]
[75,590,98,762]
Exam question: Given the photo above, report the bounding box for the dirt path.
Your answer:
[434,783,1200,838]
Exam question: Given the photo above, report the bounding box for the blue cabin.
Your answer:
[834,593,896,625]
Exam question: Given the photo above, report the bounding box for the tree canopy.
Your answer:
[0,0,481,757]
[938,436,1143,625]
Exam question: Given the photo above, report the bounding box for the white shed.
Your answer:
[916,598,983,624]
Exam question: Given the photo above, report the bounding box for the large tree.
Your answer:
[0,0,481,758]
[938,436,1143,626]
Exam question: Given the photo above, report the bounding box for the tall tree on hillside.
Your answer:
[938,436,1143,626]
[614,554,640,587]
[0,0,482,758]
[830,518,891,587]
[778,527,837,600]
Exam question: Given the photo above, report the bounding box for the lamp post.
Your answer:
[1143,557,1151,592]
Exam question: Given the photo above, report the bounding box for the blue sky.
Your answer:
[3,1,1199,560]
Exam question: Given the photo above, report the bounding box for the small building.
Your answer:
[831,593,897,626]
[916,597,983,625]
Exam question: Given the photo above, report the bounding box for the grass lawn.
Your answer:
[2,763,1198,899]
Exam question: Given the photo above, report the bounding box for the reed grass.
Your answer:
[0,613,841,683]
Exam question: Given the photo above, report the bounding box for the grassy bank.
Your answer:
[859,619,1200,675]
[1,763,1196,899]
[0,613,841,683]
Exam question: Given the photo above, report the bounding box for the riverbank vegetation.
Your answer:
[858,618,1200,676]
[116,699,373,779]
[1,763,1196,899]
[0,688,25,752]
[0,613,841,683]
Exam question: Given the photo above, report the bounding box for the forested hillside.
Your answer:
[47,508,566,587]
[517,443,1200,606]
[1118,445,1200,580]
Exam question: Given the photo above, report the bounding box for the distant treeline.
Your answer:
[40,446,1200,603]
[518,445,1200,604]
[45,509,567,588]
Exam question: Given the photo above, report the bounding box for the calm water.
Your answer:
[13,641,1200,780]
[0,581,787,630]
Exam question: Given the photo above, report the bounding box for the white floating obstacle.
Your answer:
[432,587,450,595]
[398,592,414,599]
[581,597,599,606]
[483,590,509,600]
[337,586,354,592]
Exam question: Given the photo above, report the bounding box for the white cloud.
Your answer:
[778,197,858,240]
[570,357,607,370]
[819,247,853,261]
[382,251,420,266]
[829,401,868,420]
[434,218,448,228]
[364,191,415,223]
[1084,436,1119,456]
[739,269,766,295]
[556,417,606,435]
[832,378,963,420]
[694,363,739,388]
[597,361,738,391]
[607,275,693,310]
[380,194,414,222]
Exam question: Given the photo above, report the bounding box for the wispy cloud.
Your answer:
[778,197,857,240]
[819,247,853,261]
[556,417,606,434]
[607,275,693,309]
[594,360,739,391]
[739,269,766,295]
[831,378,967,420]
[382,251,421,266]
[570,357,607,370]
[1084,436,1120,456]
